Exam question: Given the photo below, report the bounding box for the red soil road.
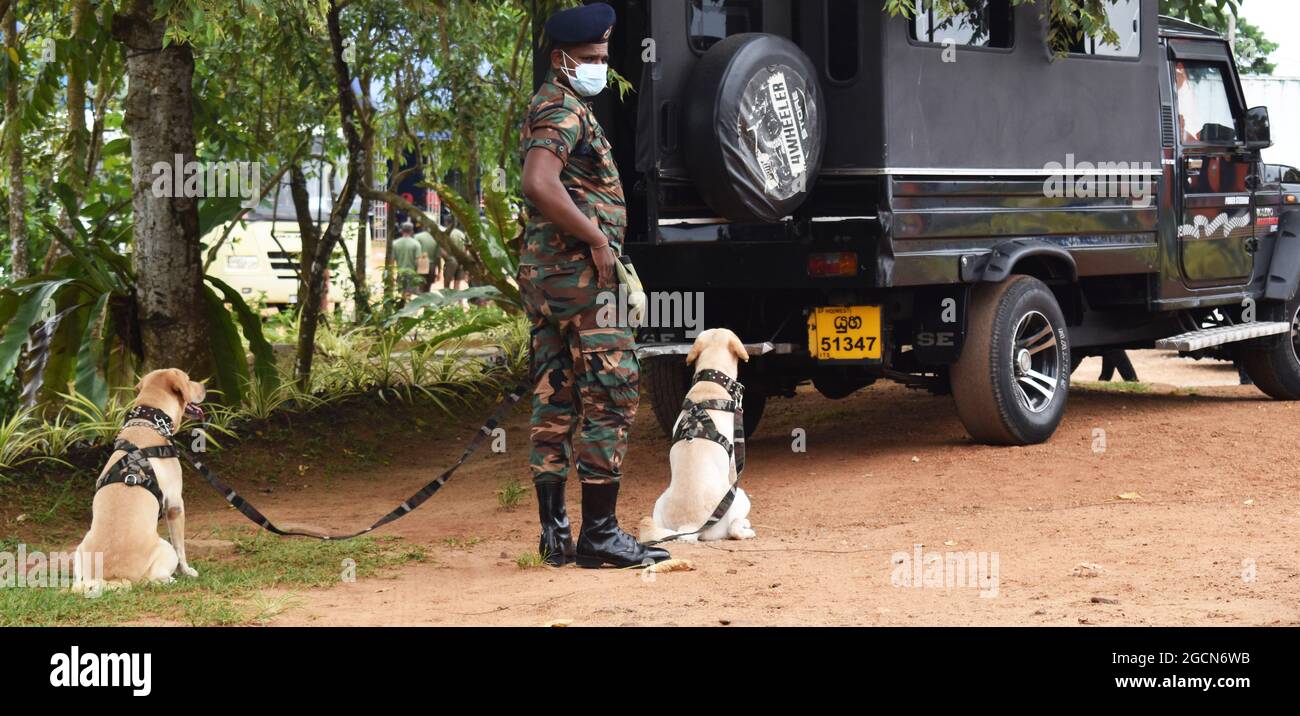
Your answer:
[185,352,1300,626]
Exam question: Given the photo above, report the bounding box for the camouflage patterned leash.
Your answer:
[646,369,746,545]
[178,384,530,541]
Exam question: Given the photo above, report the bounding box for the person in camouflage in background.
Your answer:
[518,2,669,569]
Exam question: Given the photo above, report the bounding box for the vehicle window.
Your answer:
[1094,0,1140,57]
[826,0,860,83]
[1053,0,1140,57]
[1174,61,1239,144]
[1285,167,1300,184]
[689,0,763,54]
[910,0,1013,49]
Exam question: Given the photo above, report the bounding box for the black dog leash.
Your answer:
[131,386,529,541]
[646,369,746,545]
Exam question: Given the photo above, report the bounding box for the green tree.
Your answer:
[1161,0,1276,75]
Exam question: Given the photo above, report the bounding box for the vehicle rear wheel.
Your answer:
[1241,300,1300,400]
[645,356,691,439]
[951,276,1071,446]
[643,356,766,438]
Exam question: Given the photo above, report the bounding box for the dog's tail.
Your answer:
[637,516,679,543]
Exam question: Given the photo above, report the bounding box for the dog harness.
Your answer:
[672,369,746,476]
[94,406,179,515]
[646,369,747,546]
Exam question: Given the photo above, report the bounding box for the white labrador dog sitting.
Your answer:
[73,369,206,593]
[640,329,756,543]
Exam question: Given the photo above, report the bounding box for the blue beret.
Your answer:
[545,2,616,45]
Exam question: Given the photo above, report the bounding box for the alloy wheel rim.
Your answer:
[1011,311,1060,414]
[1292,305,1300,364]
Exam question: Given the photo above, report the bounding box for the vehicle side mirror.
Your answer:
[1245,106,1272,149]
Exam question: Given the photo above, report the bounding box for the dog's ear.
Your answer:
[166,369,194,405]
[729,333,750,363]
[686,339,703,366]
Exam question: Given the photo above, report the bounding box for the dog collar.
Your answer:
[693,369,744,402]
[123,405,176,438]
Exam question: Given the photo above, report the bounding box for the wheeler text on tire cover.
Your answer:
[531,0,1300,446]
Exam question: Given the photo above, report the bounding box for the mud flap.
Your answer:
[1264,210,1300,303]
[912,286,970,365]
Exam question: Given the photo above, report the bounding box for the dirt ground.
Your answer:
[178,350,1298,626]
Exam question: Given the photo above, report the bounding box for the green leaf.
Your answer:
[101,137,131,157]
[24,292,93,409]
[198,196,248,238]
[51,182,79,219]
[205,275,280,392]
[432,182,521,306]
[417,312,512,348]
[389,287,504,323]
[75,292,112,410]
[202,284,251,406]
[0,280,74,379]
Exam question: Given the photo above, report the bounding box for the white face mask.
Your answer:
[561,51,608,97]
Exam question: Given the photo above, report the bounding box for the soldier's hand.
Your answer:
[592,243,618,288]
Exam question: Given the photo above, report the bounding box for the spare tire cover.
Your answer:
[683,33,825,224]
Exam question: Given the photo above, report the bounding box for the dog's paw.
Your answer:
[729,519,756,540]
[180,565,199,578]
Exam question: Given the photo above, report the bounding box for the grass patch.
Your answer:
[1075,380,1152,395]
[496,478,527,511]
[515,552,546,569]
[808,406,864,425]
[441,536,482,550]
[0,527,428,626]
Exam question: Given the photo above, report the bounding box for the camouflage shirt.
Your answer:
[520,71,627,266]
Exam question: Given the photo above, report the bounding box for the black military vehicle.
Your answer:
[536,0,1300,446]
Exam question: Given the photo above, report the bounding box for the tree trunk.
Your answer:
[287,163,319,311]
[3,2,28,281]
[57,0,91,233]
[111,0,211,378]
[295,0,364,391]
[354,194,371,323]
[352,75,374,323]
[383,147,400,300]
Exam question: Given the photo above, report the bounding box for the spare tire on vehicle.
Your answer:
[682,33,825,224]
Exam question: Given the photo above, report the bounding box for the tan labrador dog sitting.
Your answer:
[640,329,757,543]
[73,369,206,593]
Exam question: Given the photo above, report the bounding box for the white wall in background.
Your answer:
[1243,76,1300,169]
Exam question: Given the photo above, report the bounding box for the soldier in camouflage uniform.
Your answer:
[518,3,670,568]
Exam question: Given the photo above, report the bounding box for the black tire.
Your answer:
[951,276,1072,446]
[740,388,766,438]
[645,356,691,439]
[683,33,825,224]
[643,356,767,439]
[1241,299,1300,400]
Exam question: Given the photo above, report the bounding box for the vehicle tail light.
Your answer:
[808,252,858,278]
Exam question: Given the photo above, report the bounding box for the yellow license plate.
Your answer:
[808,306,883,361]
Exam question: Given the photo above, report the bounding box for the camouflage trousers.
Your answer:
[518,258,640,486]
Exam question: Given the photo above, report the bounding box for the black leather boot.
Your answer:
[536,482,575,566]
[576,482,671,568]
